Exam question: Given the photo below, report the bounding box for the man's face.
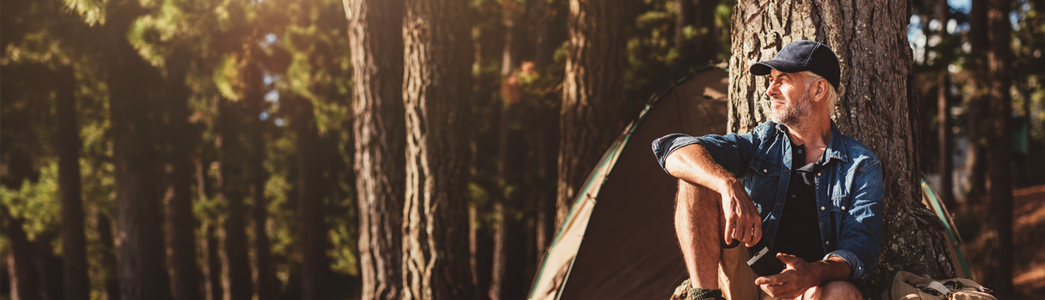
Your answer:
[766,69,812,126]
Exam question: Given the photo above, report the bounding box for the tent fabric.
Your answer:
[529,67,730,300]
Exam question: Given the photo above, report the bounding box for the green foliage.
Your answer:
[1,161,60,241]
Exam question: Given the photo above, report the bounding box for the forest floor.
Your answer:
[961,184,1045,300]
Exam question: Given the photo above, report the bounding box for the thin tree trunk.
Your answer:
[295,99,331,300]
[217,97,254,300]
[556,0,627,227]
[491,3,526,299]
[983,0,1014,297]
[2,210,41,300]
[55,65,89,300]
[94,213,121,300]
[242,53,277,300]
[964,0,990,198]
[729,0,955,294]
[165,52,204,300]
[196,158,224,300]
[401,0,475,297]
[675,0,718,69]
[202,223,224,300]
[105,3,173,299]
[344,0,406,298]
[936,0,955,209]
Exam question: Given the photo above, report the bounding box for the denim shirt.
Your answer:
[651,121,884,285]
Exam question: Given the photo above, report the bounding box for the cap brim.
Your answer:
[749,60,805,75]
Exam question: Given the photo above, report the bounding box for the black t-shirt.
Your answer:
[771,142,827,263]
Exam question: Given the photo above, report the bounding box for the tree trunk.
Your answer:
[217,97,254,300]
[2,210,41,300]
[936,0,955,209]
[197,159,224,300]
[241,52,278,300]
[676,0,719,69]
[105,3,173,299]
[729,0,955,294]
[94,213,121,300]
[491,4,527,300]
[401,0,475,297]
[556,0,627,227]
[295,99,331,300]
[983,0,1014,297]
[164,52,204,300]
[344,0,406,298]
[202,223,224,300]
[55,65,89,300]
[964,0,990,198]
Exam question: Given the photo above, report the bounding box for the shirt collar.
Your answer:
[775,121,849,164]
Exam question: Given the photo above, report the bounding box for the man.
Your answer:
[652,40,883,300]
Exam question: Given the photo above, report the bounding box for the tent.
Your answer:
[528,66,730,300]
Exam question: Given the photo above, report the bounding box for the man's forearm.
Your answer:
[664,144,739,193]
[810,255,853,285]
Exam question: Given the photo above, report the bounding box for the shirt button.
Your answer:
[791,194,796,199]
[817,172,821,176]
[821,206,826,210]
[842,206,847,210]
[826,241,830,245]
[798,149,803,153]
[763,169,768,173]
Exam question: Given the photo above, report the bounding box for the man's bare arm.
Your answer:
[664,144,762,247]
[755,253,853,299]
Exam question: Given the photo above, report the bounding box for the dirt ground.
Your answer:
[961,185,1045,300]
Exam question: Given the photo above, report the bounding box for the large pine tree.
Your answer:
[345,0,407,298]
[401,0,475,298]
[556,0,627,226]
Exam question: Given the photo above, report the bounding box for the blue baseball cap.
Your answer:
[749,40,840,89]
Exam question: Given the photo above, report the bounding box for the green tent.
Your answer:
[528,66,730,300]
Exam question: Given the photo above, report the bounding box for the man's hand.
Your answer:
[720,180,761,247]
[754,253,818,299]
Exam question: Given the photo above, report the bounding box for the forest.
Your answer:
[0,0,1042,299]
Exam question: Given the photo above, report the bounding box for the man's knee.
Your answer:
[676,179,717,205]
[805,280,862,300]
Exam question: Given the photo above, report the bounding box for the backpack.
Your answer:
[882,271,997,300]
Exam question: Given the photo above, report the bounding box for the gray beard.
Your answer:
[770,91,812,126]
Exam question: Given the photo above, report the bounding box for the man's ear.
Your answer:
[813,79,827,103]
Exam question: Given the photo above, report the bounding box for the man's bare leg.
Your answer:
[802,280,863,300]
[675,179,724,290]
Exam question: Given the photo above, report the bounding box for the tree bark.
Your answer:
[2,210,41,300]
[983,0,1014,297]
[401,0,475,298]
[217,96,254,300]
[105,2,173,299]
[728,0,955,294]
[197,159,224,300]
[556,0,627,227]
[202,223,224,300]
[95,213,121,300]
[936,0,955,209]
[240,51,278,300]
[676,0,719,69]
[295,99,331,300]
[964,0,990,198]
[55,65,89,300]
[164,51,204,300]
[344,0,406,298]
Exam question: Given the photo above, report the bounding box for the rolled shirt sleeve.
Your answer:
[651,122,770,178]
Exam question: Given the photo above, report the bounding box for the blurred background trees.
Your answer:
[0,0,1042,300]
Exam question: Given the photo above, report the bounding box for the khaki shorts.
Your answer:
[719,246,777,300]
